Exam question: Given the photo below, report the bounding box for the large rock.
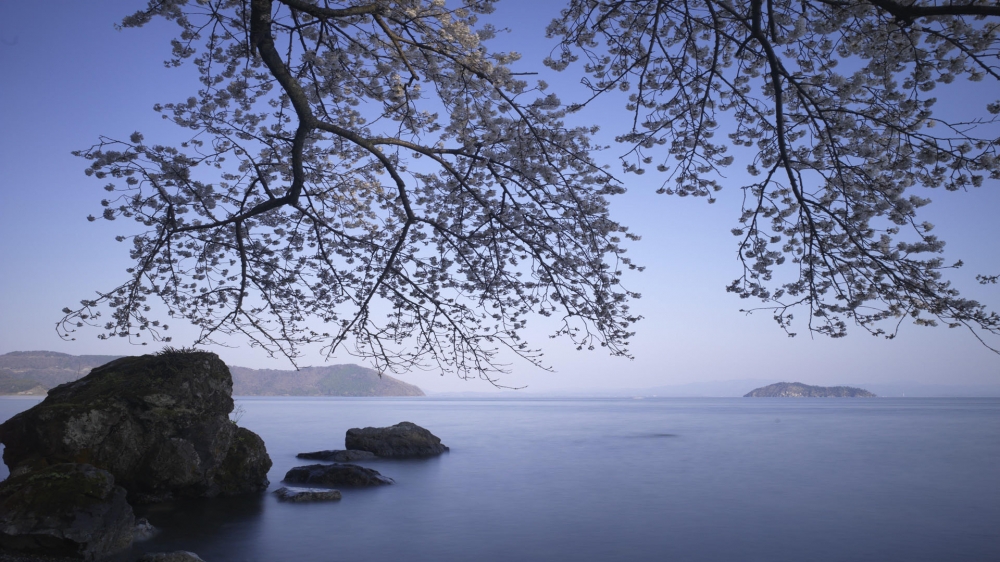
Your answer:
[0,350,271,503]
[345,422,449,458]
[283,464,393,487]
[0,463,134,560]
[213,427,272,496]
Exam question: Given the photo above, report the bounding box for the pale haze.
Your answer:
[1,0,999,394]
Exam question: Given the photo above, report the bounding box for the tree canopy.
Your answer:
[60,0,1000,378]
[59,0,641,381]
[548,0,1000,348]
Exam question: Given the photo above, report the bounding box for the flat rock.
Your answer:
[0,463,134,561]
[137,552,206,562]
[0,554,124,562]
[0,350,271,504]
[273,486,342,502]
[283,463,393,487]
[345,422,449,458]
[296,450,376,462]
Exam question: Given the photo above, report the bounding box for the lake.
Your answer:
[1,396,998,561]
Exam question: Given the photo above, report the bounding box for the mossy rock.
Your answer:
[0,463,133,560]
[43,350,233,414]
[213,426,271,495]
[0,351,267,503]
[345,421,449,458]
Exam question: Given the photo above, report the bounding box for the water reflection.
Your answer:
[0,397,998,562]
[133,493,266,560]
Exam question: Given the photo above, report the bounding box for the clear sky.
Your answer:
[2,1,999,393]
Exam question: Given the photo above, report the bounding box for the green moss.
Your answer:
[147,406,196,418]
[0,464,112,515]
[42,351,230,409]
[213,427,271,495]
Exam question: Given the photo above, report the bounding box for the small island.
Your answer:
[744,382,876,398]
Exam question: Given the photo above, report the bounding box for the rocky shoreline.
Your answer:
[0,350,450,560]
[0,350,271,561]
[276,421,450,502]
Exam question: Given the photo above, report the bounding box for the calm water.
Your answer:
[1,397,998,562]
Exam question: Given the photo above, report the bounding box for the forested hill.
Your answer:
[229,365,424,397]
[0,351,123,394]
[0,351,423,397]
[744,382,875,398]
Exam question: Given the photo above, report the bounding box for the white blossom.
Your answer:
[60,0,642,381]
[549,0,1000,348]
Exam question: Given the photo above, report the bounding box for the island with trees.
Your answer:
[745,382,876,398]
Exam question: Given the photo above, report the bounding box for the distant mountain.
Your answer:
[744,382,875,398]
[850,382,1000,398]
[0,351,423,397]
[638,379,776,398]
[0,351,122,395]
[229,365,423,396]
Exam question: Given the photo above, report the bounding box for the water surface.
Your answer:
[1,397,997,561]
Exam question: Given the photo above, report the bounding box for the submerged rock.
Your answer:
[133,518,157,541]
[345,422,449,458]
[296,449,377,462]
[273,486,343,502]
[283,464,393,487]
[0,463,134,561]
[0,350,271,504]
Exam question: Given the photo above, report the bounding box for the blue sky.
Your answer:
[1,0,999,393]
